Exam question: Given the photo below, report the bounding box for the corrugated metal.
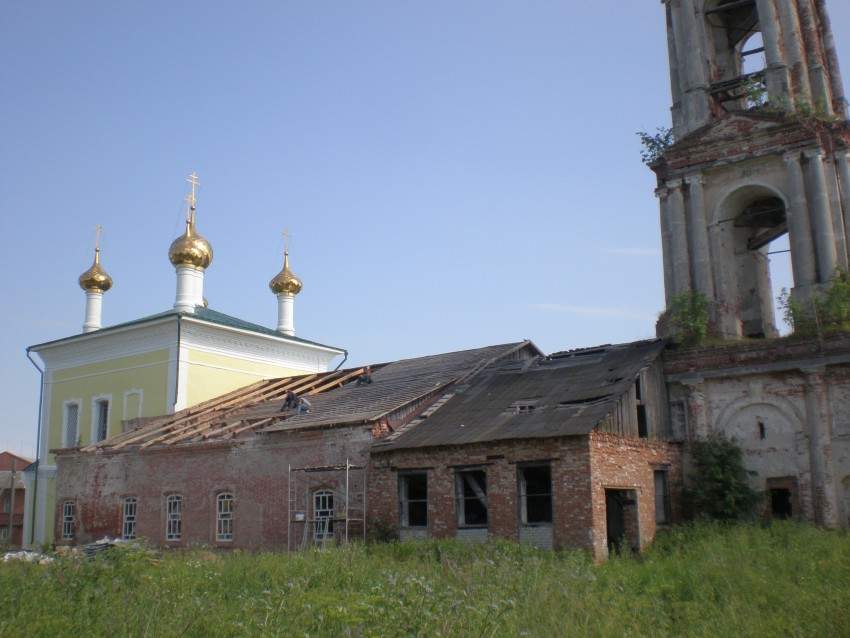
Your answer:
[371,339,667,451]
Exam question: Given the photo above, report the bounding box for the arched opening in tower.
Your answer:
[733,196,789,338]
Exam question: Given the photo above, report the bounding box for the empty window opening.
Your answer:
[558,395,612,407]
[216,493,234,542]
[122,498,137,540]
[94,399,109,443]
[770,488,793,519]
[455,470,488,527]
[313,490,335,542]
[706,1,763,111]
[758,419,766,440]
[2,495,9,513]
[63,402,80,448]
[669,400,687,440]
[398,473,428,528]
[166,494,182,541]
[636,378,648,439]
[62,500,75,541]
[518,465,552,525]
[605,489,639,555]
[654,470,672,525]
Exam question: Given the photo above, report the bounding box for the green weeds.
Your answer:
[0,522,847,637]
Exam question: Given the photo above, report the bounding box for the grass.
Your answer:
[0,521,847,637]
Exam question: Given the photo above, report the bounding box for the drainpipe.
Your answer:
[25,347,44,547]
[173,315,182,412]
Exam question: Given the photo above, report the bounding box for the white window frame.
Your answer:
[313,490,334,541]
[216,493,234,542]
[62,400,82,448]
[518,464,553,525]
[455,469,488,528]
[62,500,75,540]
[123,389,143,420]
[91,395,112,443]
[122,497,137,540]
[398,473,428,528]
[165,494,182,541]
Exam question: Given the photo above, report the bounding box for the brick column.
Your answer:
[774,0,812,102]
[802,367,838,527]
[682,379,708,439]
[783,151,817,288]
[685,173,714,299]
[804,149,839,281]
[754,0,791,105]
[668,178,691,295]
[657,186,675,306]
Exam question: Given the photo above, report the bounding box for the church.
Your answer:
[27,0,850,558]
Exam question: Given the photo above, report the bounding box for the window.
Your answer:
[654,470,671,525]
[122,498,137,540]
[216,493,234,542]
[455,469,487,527]
[93,399,109,443]
[62,500,75,540]
[313,490,334,541]
[166,495,182,541]
[2,495,9,513]
[0,528,7,541]
[398,473,427,528]
[63,402,80,447]
[518,465,552,524]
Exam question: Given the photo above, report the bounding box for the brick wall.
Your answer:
[369,433,682,560]
[54,425,374,549]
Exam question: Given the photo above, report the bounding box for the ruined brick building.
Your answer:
[41,0,850,559]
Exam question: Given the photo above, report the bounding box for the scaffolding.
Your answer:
[287,459,366,552]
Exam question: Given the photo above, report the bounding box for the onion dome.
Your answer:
[78,248,113,293]
[269,251,303,296]
[168,218,213,270]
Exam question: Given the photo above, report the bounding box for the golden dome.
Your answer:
[78,248,113,293]
[168,218,213,270]
[269,251,303,296]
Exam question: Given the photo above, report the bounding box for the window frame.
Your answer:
[313,489,334,541]
[216,492,234,542]
[165,494,182,542]
[518,464,553,525]
[62,400,81,448]
[62,499,75,541]
[398,472,428,529]
[91,395,111,443]
[455,468,488,528]
[122,497,137,540]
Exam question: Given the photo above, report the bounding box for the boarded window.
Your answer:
[518,465,553,524]
[399,473,427,528]
[455,470,487,527]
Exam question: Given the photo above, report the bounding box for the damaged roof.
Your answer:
[371,339,667,452]
[80,341,540,451]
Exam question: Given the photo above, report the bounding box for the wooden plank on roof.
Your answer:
[307,369,365,394]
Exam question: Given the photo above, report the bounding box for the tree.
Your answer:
[681,433,761,521]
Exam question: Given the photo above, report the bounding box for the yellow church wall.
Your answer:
[184,349,304,407]
[46,349,172,462]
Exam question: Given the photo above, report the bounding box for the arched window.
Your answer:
[165,494,182,541]
[313,490,334,542]
[216,493,234,542]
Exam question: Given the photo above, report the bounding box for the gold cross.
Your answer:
[93,224,103,251]
[283,227,291,253]
[184,172,201,222]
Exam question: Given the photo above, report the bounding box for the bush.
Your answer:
[778,270,850,335]
[668,291,710,346]
[681,433,761,521]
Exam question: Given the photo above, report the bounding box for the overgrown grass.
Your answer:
[1,521,847,637]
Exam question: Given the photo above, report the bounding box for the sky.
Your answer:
[1,1,849,458]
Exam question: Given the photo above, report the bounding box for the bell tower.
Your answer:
[655,0,850,339]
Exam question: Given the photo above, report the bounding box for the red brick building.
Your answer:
[0,451,32,547]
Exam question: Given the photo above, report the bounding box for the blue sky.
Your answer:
[1,1,848,457]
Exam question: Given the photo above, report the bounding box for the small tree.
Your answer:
[637,127,674,164]
[778,270,850,335]
[681,433,761,521]
[668,291,710,346]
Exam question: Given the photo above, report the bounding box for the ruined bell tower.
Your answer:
[654,0,850,339]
